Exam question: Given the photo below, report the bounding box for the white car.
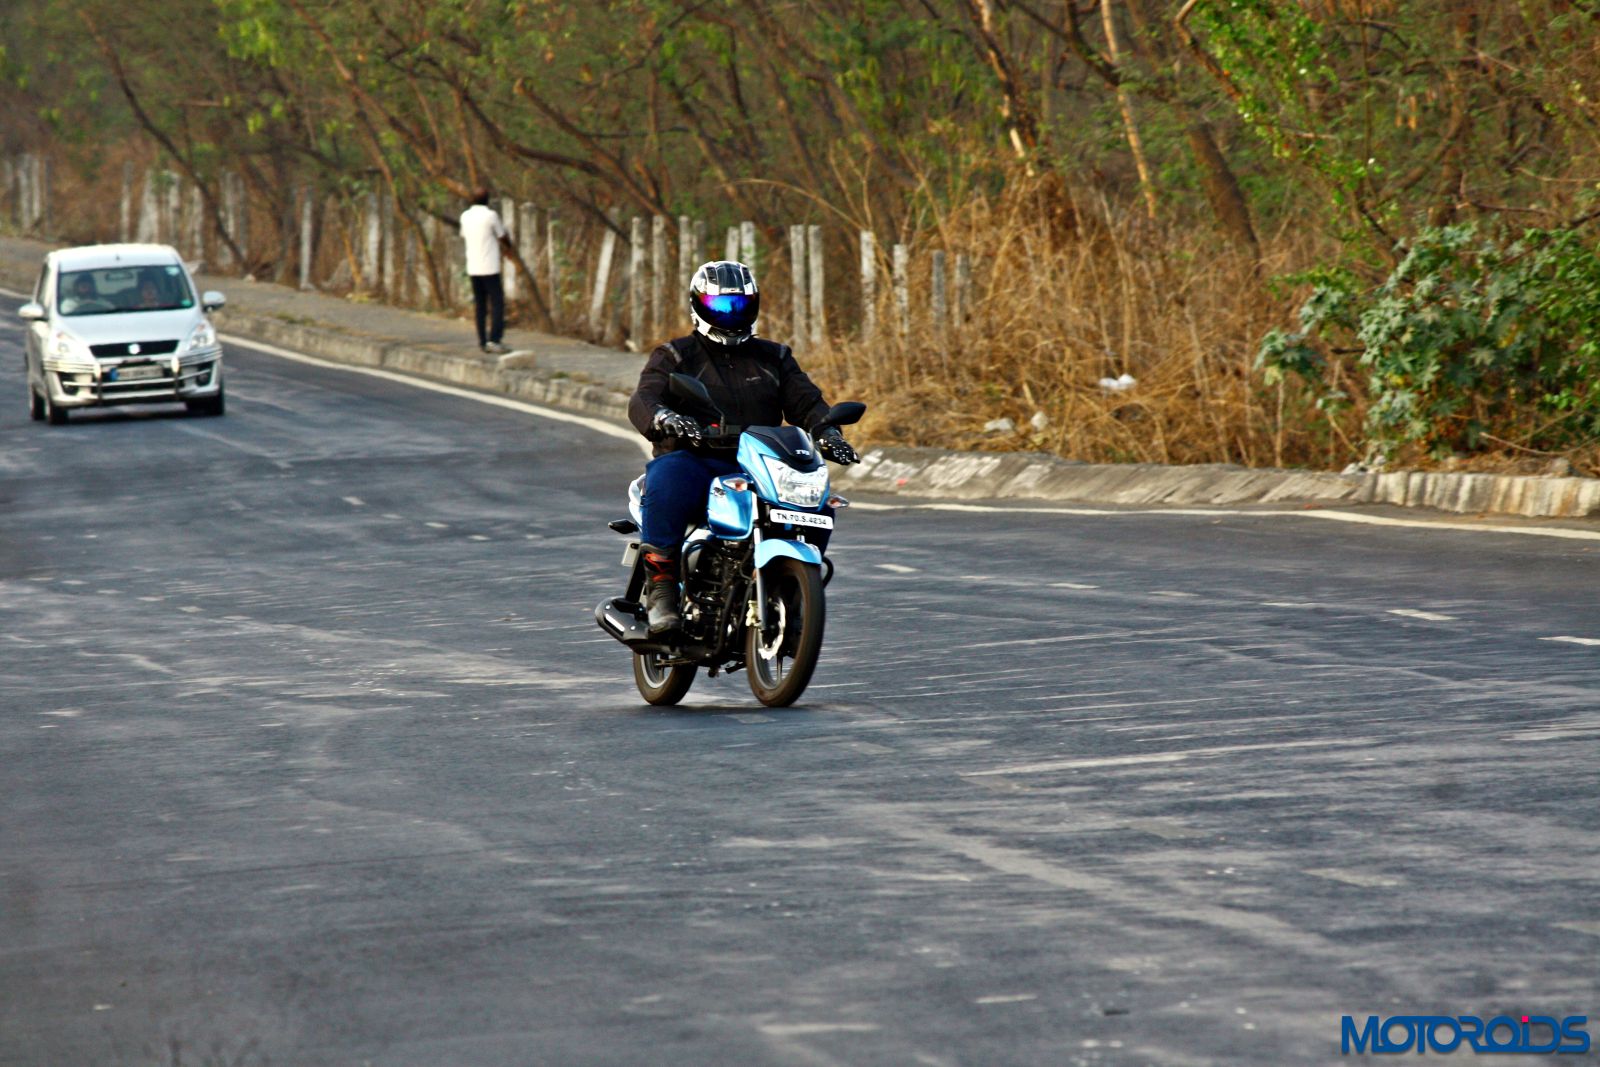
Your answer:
[18,244,226,423]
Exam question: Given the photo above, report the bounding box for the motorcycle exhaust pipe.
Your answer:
[595,598,652,645]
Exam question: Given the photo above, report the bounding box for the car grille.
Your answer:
[91,340,179,357]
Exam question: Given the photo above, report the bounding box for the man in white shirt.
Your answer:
[459,188,511,354]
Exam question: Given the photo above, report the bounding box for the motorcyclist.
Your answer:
[627,260,859,633]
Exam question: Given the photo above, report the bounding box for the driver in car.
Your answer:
[63,274,100,313]
[627,259,859,633]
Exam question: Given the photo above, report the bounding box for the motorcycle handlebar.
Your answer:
[697,422,745,446]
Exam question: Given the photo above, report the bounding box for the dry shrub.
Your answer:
[807,174,1347,469]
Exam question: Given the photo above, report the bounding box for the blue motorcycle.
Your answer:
[596,373,865,707]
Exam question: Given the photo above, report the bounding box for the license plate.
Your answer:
[116,363,163,381]
[768,509,833,529]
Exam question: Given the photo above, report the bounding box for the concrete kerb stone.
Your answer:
[836,447,1600,518]
[837,449,1368,508]
[216,310,631,422]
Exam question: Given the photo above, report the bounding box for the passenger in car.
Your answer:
[137,276,164,309]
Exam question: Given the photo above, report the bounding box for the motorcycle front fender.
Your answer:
[754,538,822,570]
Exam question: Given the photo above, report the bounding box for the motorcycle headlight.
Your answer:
[185,320,217,352]
[761,455,830,509]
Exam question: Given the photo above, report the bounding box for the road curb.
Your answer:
[835,449,1600,517]
[835,449,1366,508]
[216,310,631,423]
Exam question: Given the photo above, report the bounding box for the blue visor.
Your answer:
[693,290,758,331]
[701,293,749,315]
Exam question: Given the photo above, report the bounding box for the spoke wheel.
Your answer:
[745,557,825,708]
[633,651,696,706]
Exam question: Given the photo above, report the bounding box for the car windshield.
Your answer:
[58,266,195,317]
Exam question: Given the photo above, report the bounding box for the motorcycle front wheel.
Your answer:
[633,651,696,706]
[746,558,826,708]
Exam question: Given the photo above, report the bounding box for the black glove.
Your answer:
[652,407,702,444]
[816,427,859,465]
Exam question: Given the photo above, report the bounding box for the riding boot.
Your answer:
[640,544,682,633]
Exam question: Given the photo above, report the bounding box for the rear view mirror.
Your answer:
[820,401,866,428]
[202,291,226,311]
[668,372,713,407]
[17,302,45,322]
[667,372,725,422]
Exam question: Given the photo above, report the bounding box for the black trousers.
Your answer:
[470,273,505,346]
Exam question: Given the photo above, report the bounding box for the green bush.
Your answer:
[1260,224,1600,461]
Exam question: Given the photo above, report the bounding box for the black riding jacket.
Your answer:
[628,333,831,458]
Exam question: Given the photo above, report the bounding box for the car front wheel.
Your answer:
[186,380,226,417]
[43,389,68,425]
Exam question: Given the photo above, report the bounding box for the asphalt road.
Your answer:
[2,320,1598,1066]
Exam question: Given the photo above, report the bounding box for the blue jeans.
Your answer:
[640,451,741,549]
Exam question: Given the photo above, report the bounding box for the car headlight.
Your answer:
[52,331,84,361]
[761,455,830,508]
[50,330,93,367]
[185,320,217,352]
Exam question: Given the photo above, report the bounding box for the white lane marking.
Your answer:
[218,333,652,457]
[1541,636,1600,647]
[965,736,1381,777]
[1387,608,1457,622]
[1151,590,1198,598]
[1052,581,1098,589]
[875,563,918,573]
[1304,867,1405,888]
[849,499,1600,542]
[961,627,1181,650]
[1299,507,1600,541]
[759,1023,881,1037]
[343,496,366,507]
[975,994,1037,1005]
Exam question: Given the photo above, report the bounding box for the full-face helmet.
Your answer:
[689,260,759,347]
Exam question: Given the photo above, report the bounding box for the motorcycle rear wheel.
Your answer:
[633,651,696,706]
[746,558,825,708]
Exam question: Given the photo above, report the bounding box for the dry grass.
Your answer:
[805,176,1356,470]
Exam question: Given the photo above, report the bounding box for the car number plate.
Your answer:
[768,509,833,529]
[117,363,163,381]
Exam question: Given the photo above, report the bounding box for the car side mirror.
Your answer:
[202,291,226,311]
[17,302,45,322]
[819,401,866,428]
